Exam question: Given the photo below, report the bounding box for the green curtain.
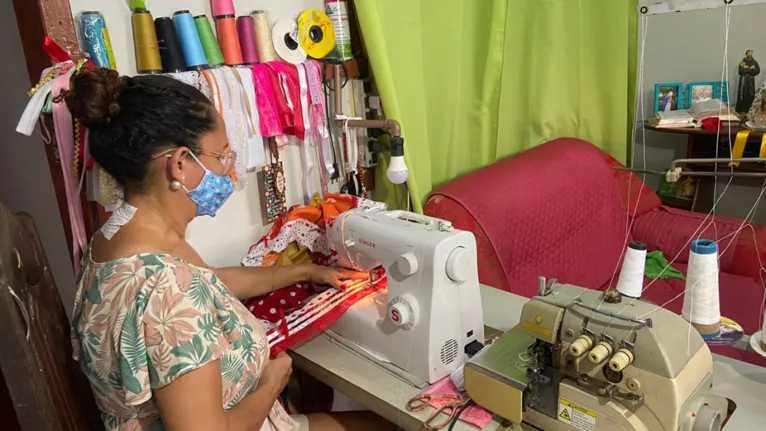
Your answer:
[355,0,638,212]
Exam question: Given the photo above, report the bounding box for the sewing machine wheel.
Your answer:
[602,365,623,384]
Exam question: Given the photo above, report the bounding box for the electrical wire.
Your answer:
[404,182,411,211]
[321,61,350,180]
[447,399,475,431]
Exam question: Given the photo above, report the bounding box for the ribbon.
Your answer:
[304,61,331,195]
[51,69,88,273]
[297,64,316,203]
[730,130,750,167]
[236,67,265,169]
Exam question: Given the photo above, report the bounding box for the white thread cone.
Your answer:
[616,242,647,298]
[682,240,720,327]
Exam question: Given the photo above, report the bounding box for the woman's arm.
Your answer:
[154,360,282,431]
[214,264,311,299]
[214,264,369,300]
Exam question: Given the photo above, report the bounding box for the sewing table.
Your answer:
[289,285,766,430]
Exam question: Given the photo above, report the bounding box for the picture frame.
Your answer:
[687,81,730,107]
[654,82,685,113]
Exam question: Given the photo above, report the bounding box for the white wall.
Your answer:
[1,3,77,308]
[69,0,328,266]
[634,1,766,222]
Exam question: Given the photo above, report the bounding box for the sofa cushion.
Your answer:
[632,207,741,273]
[428,138,628,297]
[424,195,511,292]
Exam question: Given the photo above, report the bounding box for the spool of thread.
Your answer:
[210,0,236,17]
[252,10,277,63]
[615,241,647,298]
[682,239,721,339]
[173,10,208,70]
[154,17,186,73]
[237,16,259,65]
[215,15,244,66]
[272,18,307,65]
[194,15,224,67]
[132,10,162,74]
[79,11,117,69]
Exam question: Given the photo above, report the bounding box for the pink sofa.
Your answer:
[424,138,766,366]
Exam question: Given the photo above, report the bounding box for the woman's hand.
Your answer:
[308,265,369,289]
[260,352,292,395]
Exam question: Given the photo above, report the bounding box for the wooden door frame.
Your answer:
[11,0,97,266]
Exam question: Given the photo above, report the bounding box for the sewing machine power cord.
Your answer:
[447,399,475,431]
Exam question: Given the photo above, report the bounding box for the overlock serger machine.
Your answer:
[465,281,729,431]
[329,209,484,384]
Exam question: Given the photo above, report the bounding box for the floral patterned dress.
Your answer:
[71,249,297,430]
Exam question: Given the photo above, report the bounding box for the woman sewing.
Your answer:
[66,69,390,431]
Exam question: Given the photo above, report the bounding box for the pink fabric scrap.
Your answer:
[420,377,492,429]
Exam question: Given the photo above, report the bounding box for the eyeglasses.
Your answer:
[154,147,237,177]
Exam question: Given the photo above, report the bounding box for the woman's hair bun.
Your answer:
[64,68,124,127]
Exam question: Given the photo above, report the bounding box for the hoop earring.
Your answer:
[171,180,182,190]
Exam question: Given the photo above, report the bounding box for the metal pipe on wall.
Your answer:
[332,64,401,136]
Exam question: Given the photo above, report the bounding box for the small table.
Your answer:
[290,285,765,430]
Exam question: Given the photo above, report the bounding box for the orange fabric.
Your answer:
[258,194,359,266]
[284,194,355,224]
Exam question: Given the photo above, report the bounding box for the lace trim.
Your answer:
[241,197,386,267]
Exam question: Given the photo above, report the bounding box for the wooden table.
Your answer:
[290,285,766,431]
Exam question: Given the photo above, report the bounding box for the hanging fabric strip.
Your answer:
[297,64,316,202]
[201,69,223,112]
[760,134,766,159]
[237,67,265,169]
[264,63,295,139]
[17,65,60,136]
[252,64,283,137]
[231,68,257,135]
[269,62,307,142]
[729,130,751,167]
[342,117,361,173]
[51,65,88,272]
[210,67,248,189]
[304,61,334,183]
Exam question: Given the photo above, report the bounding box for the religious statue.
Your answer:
[736,49,760,113]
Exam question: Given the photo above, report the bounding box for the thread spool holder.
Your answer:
[613,157,766,180]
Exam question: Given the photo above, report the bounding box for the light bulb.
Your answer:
[387,155,409,184]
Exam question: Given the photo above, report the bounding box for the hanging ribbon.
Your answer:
[297,64,316,203]
[305,61,331,195]
[51,68,88,273]
[730,130,751,167]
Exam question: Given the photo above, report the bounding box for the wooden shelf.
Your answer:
[645,122,764,139]
[324,58,369,80]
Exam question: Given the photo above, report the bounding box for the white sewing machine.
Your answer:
[329,209,484,385]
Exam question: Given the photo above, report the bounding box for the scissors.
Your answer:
[406,393,469,430]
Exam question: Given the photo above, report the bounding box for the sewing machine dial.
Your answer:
[446,247,471,283]
[388,294,419,330]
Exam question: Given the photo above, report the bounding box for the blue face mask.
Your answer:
[184,152,235,217]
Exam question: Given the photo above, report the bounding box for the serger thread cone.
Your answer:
[132,10,162,73]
